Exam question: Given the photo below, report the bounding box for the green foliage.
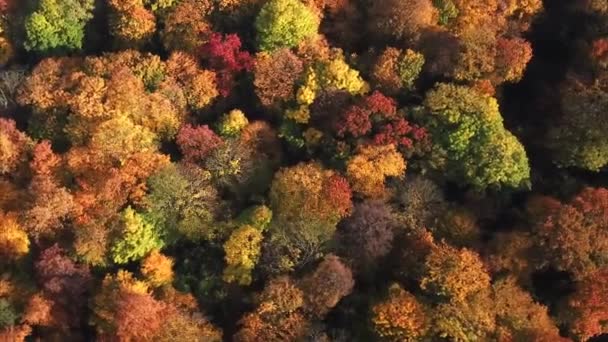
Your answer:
[0,299,18,328]
[144,164,221,242]
[111,207,164,264]
[421,83,530,189]
[24,0,95,53]
[398,50,425,90]
[433,0,459,26]
[255,0,319,51]
[218,109,248,137]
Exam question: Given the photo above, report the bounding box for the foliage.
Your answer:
[372,284,428,341]
[24,0,94,53]
[0,212,29,261]
[222,225,263,285]
[368,0,437,43]
[346,144,406,198]
[562,268,608,341]
[533,187,608,279]
[254,49,304,108]
[255,0,320,51]
[141,250,174,287]
[111,207,164,264]
[421,83,530,189]
[218,109,249,137]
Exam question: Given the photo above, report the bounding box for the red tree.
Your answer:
[201,33,253,97]
[176,124,223,163]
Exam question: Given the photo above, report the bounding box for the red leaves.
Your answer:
[323,174,353,218]
[334,91,427,152]
[176,124,223,163]
[201,33,253,97]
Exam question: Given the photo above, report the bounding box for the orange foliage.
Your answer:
[346,144,406,198]
[372,284,428,341]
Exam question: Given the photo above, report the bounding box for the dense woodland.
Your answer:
[0,0,607,341]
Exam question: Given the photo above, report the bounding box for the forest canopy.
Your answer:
[0,0,607,341]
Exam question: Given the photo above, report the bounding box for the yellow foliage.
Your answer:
[372,284,428,341]
[285,105,311,124]
[223,225,263,286]
[0,212,30,261]
[346,144,406,198]
[141,250,174,287]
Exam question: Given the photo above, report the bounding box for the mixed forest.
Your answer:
[0,0,608,341]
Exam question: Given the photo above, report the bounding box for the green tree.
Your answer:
[255,0,319,51]
[111,207,164,264]
[24,0,94,53]
[420,83,530,189]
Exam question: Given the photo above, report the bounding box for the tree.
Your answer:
[234,276,309,341]
[299,255,354,318]
[368,0,437,43]
[338,200,395,270]
[393,176,446,232]
[144,163,222,241]
[561,268,608,341]
[108,0,156,47]
[24,0,94,53]
[270,162,352,231]
[201,33,253,97]
[346,144,406,198]
[420,242,491,302]
[141,250,174,287]
[165,52,219,110]
[218,109,249,137]
[222,225,263,286]
[254,49,304,108]
[0,212,29,262]
[548,80,608,171]
[176,124,223,163]
[255,0,320,51]
[35,245,91,329]
[22,293,54,327]
[420,83,530,189]
[493,277,563,341]
[0,118,32,175]
[372,284,428,341]
[533,187,608,279]
[111,207,164,264]
[161,0,213,53]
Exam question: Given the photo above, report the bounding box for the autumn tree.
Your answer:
[393,176,447,232]
[368,0,437,43]
[91,271,165,340]
[218,109,248,137]
[255,0,320,51]
[222,225,263,285]
[561,268,608,341]
[144,163,223,242]
[110,206,164,264]
[346,144,406,198]
[493,277,564,341]
[0,212,29,262]
[372,284,428,341]
[338,200,395,270]
[299,254,354,318]
[254,48,304,108]
[420,242,491,302]
[24,0,94,53]
[0,118,32,175]
[533,187,608,279]
[420,83,530,189]
[201,33,253,97]
[176,124,223,163]
[35,245,91,329]
[235,276,309,341]
[108,0,156,47]
[141,250,174,287]
[161,0,213,53]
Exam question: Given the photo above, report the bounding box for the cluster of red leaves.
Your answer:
[335,91,427,152]
[374,118,427,150]
[322,174,353,218]
[591,38,608,66]
[176,124,223,163]
[336,91,397,137]
[201,33,253,97]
